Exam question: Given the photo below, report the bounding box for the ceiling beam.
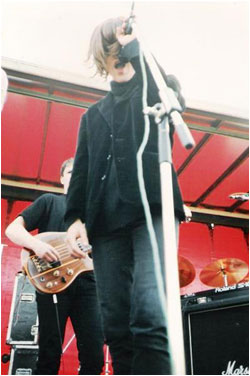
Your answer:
[189,206,249,229]
[1,179,248,229]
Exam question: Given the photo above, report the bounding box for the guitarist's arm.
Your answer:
[5,216,59,262]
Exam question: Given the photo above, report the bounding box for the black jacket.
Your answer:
[65,39,185,234]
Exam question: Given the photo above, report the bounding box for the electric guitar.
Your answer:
[21,232,93,294]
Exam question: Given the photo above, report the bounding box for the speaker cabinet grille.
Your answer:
[182,286,249,375]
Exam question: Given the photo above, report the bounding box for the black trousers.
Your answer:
[91,215,179,375]
[35,272,104,375]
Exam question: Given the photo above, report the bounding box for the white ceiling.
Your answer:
[1,1,249,117]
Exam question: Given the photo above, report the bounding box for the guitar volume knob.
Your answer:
[67,268,74,276]
[46,282,53,289]
[53,270,60,277]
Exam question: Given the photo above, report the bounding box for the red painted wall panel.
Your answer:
[40,103,85,183]
[1,93,47,179]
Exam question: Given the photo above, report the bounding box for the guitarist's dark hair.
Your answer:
[60,158,74,177]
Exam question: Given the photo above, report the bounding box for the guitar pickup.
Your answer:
[50,260,61,268]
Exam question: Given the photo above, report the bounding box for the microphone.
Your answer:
[115,2,135,69]
[124,1,135,35]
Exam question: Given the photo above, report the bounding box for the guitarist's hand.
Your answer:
[32,238,59,262]
[66,219,89,258]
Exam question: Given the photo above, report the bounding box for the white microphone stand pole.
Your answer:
[134,22,195,375]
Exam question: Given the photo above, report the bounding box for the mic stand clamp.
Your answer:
[143,103,167,125]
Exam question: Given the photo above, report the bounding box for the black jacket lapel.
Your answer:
[97,92,113,128]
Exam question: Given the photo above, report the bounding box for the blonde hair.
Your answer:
[88,17,123,77]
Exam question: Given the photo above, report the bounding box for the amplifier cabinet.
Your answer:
[181,283,249,375]
[8,345,39,375]
[6,272,38,345]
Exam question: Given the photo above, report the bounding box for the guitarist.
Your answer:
[5,158,104,375]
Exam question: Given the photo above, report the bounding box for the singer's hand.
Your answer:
[116,20,136,46]
[66,219,89,258]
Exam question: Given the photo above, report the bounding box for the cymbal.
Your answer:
[178,256,196,288]
[200,258,249,287]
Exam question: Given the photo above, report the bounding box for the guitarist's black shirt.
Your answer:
[20,194,66,233]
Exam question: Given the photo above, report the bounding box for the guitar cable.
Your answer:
[52,293,65,374]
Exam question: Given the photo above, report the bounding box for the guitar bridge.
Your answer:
[32,256,61,273]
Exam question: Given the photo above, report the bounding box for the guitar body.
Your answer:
[21,232,93,294]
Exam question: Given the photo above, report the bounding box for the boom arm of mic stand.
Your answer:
[133,23,195,150]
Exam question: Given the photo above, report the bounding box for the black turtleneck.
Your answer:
[110,73,138,103]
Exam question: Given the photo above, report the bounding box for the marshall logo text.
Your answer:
[222,360,249,375]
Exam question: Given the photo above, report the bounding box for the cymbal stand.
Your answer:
[222,268,229,287]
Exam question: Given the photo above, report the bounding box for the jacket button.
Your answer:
[101,175,106,181]
[110,134,113,138]
[107,154,111,160]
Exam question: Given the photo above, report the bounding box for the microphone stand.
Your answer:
[133,23,195,375]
